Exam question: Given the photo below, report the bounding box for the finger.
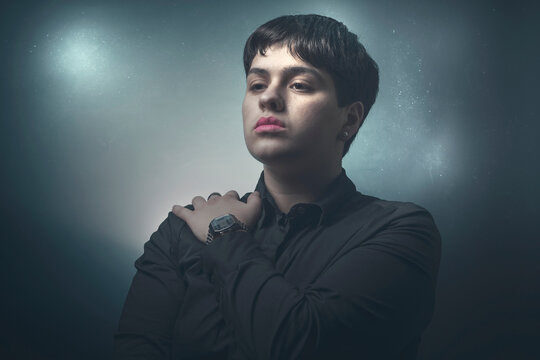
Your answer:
[224,190,240,199]
[245,192,263,228]
[247,191,262,207]
[172,205,193,222]
[191,196,206,208]
[207,192,221,200]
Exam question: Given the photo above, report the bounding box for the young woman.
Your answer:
[115,14,441,360]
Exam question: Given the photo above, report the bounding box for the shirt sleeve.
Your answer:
[200,204,441,360]
[113,210,204,359]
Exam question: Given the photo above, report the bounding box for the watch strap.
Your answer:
[205,215,248,246]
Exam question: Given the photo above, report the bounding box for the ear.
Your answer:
[342,101,364,137]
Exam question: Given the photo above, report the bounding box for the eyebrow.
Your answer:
[247,66,324,82]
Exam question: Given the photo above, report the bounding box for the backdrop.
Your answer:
[1,0,538,359]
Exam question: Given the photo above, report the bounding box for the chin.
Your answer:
[247,142,303,166]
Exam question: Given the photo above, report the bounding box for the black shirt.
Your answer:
[114,169,441,359]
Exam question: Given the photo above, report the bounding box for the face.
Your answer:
[242,45,350,168]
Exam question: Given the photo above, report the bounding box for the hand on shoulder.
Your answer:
[172,191,262,243]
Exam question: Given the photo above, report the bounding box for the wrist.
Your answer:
[206,214,248,246]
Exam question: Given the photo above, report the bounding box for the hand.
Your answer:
[172,190,263,243]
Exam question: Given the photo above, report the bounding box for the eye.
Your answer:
[249,82,266,92]
[290,82,312,91]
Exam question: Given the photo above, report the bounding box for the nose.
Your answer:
[259,85,284,112]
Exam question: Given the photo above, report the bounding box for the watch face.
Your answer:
[211,214,236,232]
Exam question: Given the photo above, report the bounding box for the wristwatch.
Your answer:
[206,214,248,245]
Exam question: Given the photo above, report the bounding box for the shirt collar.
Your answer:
[251,168,358,226]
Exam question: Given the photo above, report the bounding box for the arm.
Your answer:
[200,206,441,359]
[113,210,204,359]
[114,189,261,359]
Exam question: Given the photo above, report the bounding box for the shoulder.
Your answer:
[136,207,201,268]
[153,206,192,237]
[143,207,192,253]
[346,193,441,279]
[349,193,439,232]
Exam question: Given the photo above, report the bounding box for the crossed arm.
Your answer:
[114,193,440,359]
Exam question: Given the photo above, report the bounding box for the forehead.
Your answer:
[250,46,305,67]
[248,45,331,81]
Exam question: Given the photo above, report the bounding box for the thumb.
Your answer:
[244,192,262,228]
[246,191,262,214]
[247,191,261,205]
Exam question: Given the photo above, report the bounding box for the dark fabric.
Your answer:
[114,169,441,359]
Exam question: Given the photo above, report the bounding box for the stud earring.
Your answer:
[341,130,349,140]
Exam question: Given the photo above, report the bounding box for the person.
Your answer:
[114,14,441,360]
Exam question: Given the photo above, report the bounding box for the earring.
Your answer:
[341,130,349,140]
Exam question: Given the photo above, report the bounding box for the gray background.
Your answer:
[1,0,538,359]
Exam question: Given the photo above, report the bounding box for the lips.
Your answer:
[255,116,285,129]
[254,116,286,134]
[255,116,285,128]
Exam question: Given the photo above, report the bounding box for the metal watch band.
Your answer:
[205,217,248,246]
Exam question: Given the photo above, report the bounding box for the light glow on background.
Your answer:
[3,1,538,359]
[15,2,462,250]
[55,28,108,77]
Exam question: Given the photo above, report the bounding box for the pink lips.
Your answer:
[254,116,285,133]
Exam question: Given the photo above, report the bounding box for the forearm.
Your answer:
[201,227,438,360]
[202,233,308,358]
[114,211,204,358]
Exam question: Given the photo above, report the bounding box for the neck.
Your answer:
[262,161,343,214]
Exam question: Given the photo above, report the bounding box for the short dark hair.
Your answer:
[243,14,379,157]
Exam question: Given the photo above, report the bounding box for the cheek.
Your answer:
[242,97,254,139]
[241,98,249,127]
[297,99,336,128]
[242,96,255,120]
